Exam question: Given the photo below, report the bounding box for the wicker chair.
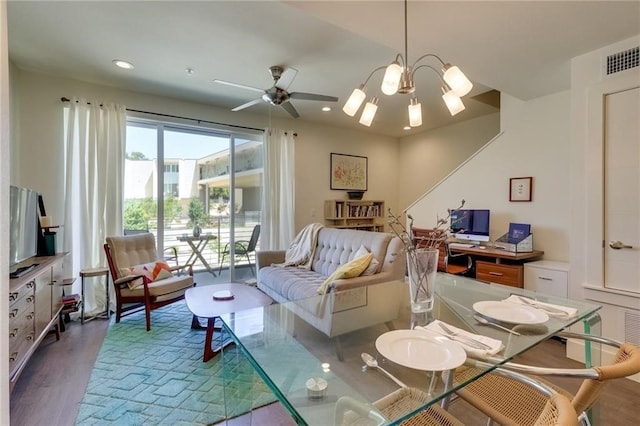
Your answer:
[104,233,196,331]
[453,332,640,425]
[337,385,577,426]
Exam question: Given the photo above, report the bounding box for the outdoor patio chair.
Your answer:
[218,224,260,276]
[105,232,196,331]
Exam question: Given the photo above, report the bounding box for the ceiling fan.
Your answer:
[213,65,338,118]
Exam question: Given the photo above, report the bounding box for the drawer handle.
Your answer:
[489,272,503,276]
[9,328,19,338]
[10,352,18,362]
[27,281,34,289]
[26,296,35,303]
[9,292,18,302]
[26,334,34,341]
[26,313,34,320]
[538,277,553,281]
[9,309,18,318]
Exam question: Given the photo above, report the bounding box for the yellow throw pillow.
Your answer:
[317,252,374,295]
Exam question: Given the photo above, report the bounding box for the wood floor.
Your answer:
[10,317,640,425]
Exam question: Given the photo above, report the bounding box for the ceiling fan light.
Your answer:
[343,86,367,116]
[442,88,466,116]
[381,62,402,95]
[442,64,473,97]
[359,97,378,127]
[408,98,422,127]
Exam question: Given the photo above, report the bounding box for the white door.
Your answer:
[604,87,640,293]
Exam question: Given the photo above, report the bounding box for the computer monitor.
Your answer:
[450,209,491,243]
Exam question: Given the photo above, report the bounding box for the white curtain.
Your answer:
[63,98,126,315]
[261,128,295,250]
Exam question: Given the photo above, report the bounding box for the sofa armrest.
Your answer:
[256,250,286,270]
[331,271,400,292]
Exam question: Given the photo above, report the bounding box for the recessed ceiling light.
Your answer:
[322,106,331,112]
[403,126,411,130]
[185,68,195,75]
[112,59,134,70]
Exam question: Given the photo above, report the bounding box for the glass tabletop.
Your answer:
[219,273,601,425]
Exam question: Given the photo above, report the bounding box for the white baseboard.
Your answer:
[566,339,639,383]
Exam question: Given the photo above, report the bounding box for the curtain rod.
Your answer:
[60,97,264,133]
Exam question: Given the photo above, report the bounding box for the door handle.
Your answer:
[609,240,633,250]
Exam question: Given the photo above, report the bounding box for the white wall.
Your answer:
[398,113,500,212]
[569,35,640,344]
[406,92,571,262]
[10,68,403,237]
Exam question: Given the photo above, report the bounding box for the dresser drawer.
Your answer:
[476,261,524,287]
[9,308,36,352]
[9,332,35,376]
[524,261,569,298]
[9,280,35,305]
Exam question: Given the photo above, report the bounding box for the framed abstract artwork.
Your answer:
[330,153,368,191]
[509,177,533,202]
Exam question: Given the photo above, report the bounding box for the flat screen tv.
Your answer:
[9,185,39,267]
[450,209,491,243]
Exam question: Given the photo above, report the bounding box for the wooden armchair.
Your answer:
[104,233,195,331]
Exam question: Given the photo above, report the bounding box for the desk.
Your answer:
[448,245,544,287]
[177,234,217,276]
[219,274,601,425]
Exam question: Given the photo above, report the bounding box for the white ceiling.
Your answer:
[7,1,640,138]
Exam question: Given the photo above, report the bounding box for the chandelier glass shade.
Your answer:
[343,0,473,128]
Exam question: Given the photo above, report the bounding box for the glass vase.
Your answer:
[406,248,439,314]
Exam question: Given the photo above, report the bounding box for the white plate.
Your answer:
[473,300,549,325]
[375,329,467,371]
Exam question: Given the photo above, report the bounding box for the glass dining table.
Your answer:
[217,273,602,425]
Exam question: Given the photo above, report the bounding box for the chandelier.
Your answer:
[343,0,473,128]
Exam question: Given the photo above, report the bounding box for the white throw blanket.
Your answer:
[275,223,324,269]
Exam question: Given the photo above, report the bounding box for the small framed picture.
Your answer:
[509,177,533,202]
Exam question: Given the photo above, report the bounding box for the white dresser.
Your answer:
[524,260,569,298]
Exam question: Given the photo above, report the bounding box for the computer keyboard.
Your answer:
[448,242,475,249]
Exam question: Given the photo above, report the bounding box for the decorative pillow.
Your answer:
[317,252,373,295]
[354,245,380,276]
[120,260,173,289]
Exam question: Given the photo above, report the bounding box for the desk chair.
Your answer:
[412,227,471,275]
[218,224,260,276]
[453,332,640,425]
[105,233,195,331]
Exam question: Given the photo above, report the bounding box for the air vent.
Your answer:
[622,309,640,346]
[606,46,639,75]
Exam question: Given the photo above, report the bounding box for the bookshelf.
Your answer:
[324,199,385,232]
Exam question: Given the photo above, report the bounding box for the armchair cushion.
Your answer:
[120,260,173,289]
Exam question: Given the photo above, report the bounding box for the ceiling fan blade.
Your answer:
[231,98,264,112]
[275,67,298,91]
[281,102,300,119]
[289,92,338,102]
[213,79,265,94]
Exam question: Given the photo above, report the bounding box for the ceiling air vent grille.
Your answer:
[606,46,639,75]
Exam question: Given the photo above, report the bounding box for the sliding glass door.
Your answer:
[124,118,263,284]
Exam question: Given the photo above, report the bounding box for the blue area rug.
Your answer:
[75,301,277,425]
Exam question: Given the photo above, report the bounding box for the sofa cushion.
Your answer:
[355,245,380,276]
[311,228,392,277]
[317,252,373,295]
[258,266,326,303]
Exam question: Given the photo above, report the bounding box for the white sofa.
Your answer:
[256,227,406,359]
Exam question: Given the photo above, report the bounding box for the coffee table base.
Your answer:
[202,317,235,362]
